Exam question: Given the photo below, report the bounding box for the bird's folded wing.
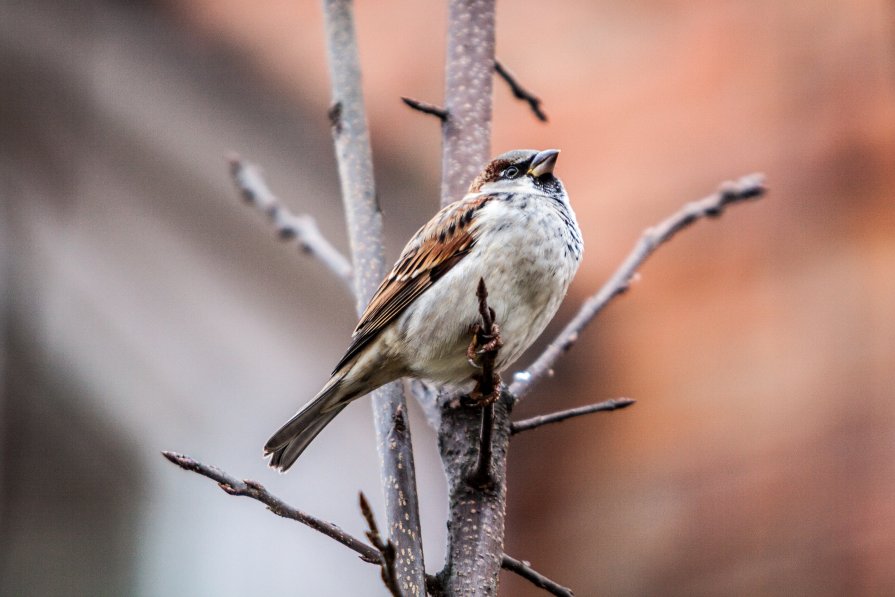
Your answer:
[332,194,494,373]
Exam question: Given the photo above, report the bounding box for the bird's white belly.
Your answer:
[393,201,579,385]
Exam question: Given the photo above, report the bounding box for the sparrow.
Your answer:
[265,149,583,471]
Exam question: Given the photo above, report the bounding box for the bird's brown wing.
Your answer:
[332,194,494,373]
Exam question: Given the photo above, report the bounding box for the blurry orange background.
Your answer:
[2,1,893,595]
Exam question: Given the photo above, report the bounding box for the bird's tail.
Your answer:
[264,374,356,472]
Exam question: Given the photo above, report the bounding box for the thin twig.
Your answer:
[469,402,495,487]
[510,173,767,399]
[401,97,449,121]
[502,554,574,597]
[494,59,548,122]
[510,398,635,435]
[322,1,427,592]
[161,451,379,563]
[228,156,354,292]
[468,278,501,486]
[359,492,401,597]
[468,278,502,402]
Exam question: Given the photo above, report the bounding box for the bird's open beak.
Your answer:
[528,149,560,178]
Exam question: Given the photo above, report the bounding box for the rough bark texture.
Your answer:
[438,392,511,595]
[440,0,496,205]
[321,1,427,594]
[437,1,505,594]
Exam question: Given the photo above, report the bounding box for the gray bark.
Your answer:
[321,1,427,594]
[436,1,506,594]
[440,0,496,206]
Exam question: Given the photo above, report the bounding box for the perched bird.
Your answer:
[264,149,583,471]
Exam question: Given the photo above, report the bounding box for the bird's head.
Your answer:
[468,149,563,198]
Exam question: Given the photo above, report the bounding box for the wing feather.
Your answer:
[332,194,493,373]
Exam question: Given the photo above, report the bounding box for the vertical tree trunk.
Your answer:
[440,0,496,207]
[437,1,506,595]
[438,394,511,595]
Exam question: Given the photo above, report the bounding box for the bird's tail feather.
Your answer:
[264,375,355,472]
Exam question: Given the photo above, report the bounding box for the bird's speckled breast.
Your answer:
[394,191,582,385]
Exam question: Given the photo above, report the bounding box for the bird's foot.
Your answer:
[469,371,502,405]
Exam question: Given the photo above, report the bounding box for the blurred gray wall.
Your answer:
[0,1,445,595]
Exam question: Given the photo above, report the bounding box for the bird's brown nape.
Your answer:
[467,159,512,193]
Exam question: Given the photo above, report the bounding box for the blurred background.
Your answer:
[2,0,893,595]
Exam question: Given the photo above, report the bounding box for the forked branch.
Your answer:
[359,492,401,596]
[510,173,767,399]
[162,451,379,563]
[229,156,354,291]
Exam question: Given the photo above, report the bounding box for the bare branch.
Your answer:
[467,278,503,403]
[321,1,426,592]
[161,451,379,564]
[510,398,635,435]
[467,278,502,486]
[437,391,510,595]
[359,492,401,597]
[502,554,574,597]
[510,173,767,399]
[163,452,444,593]
[469,402,496,487]
[228,156,354,292]
[401,97,449,122]
[494,59,548,122]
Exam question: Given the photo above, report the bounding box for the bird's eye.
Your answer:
[502,166,520,179]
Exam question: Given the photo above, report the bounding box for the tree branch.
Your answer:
[436,1,503,594]
[494,59,548,122]
[359,492,401,597]
[229,155,354,292]
[467,278,503,486]
[469,403,495,487]
[502,554,574,597]
[437,390,511,595]
[466,278,503,402]
[510,398,635,435]
[401,97,449,121]
[321,1,426,593]
[440,0,496,205]
[161,451,379,564]
[510,173,767,399]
